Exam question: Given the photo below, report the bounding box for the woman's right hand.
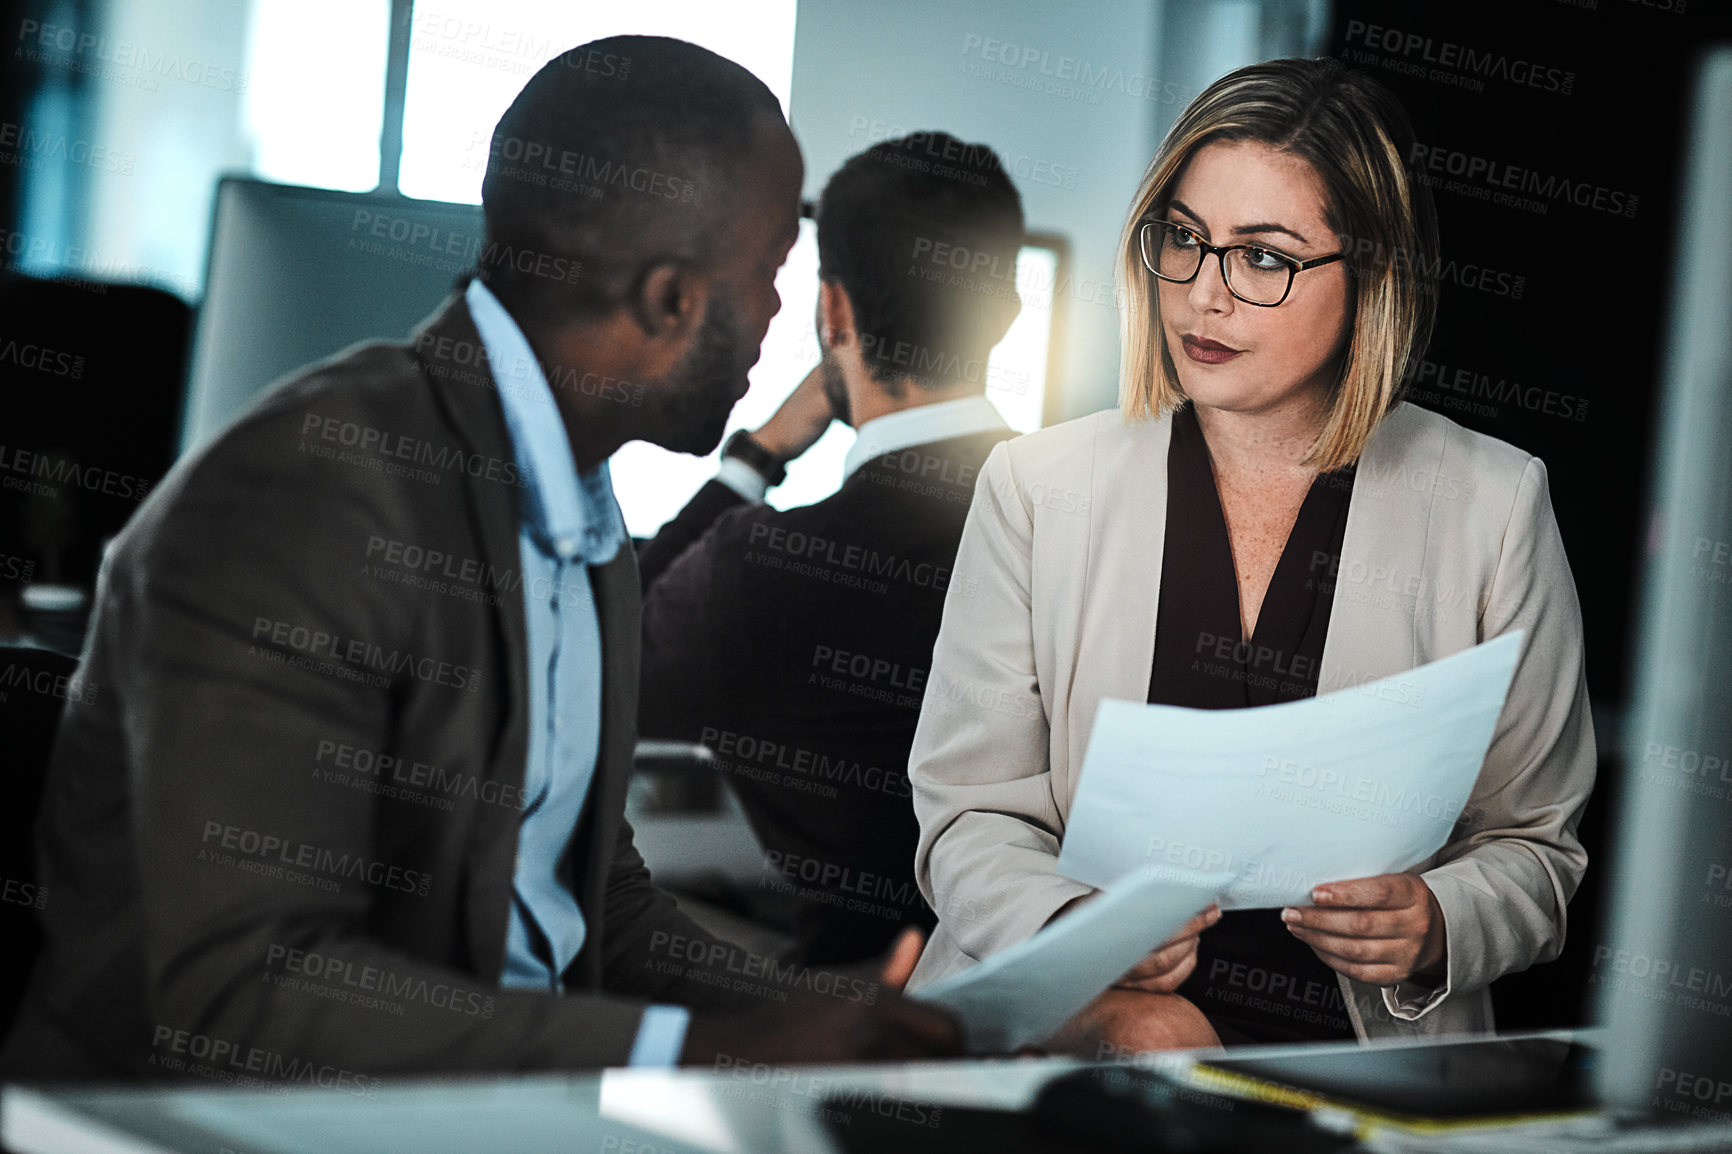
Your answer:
[1111,904,1221,994]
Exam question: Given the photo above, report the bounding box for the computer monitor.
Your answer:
[1594,48,1732,1116]
[180,178,483,454]
[180,179,1069,536]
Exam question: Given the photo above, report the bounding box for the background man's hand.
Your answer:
[751,364,835,463]
[1112,904,1220,994]
[1282,873,1446,987]
[877,925,924,992]
[679,928,960,1065]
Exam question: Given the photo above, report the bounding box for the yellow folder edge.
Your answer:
[1187,1060,1597,1139]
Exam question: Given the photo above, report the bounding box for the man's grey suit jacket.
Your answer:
[2,292,747,1080]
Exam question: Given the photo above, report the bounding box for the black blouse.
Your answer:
[1150,404,1358,1044]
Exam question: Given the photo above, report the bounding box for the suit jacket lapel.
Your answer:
[1061,412,1173,819]
[570,545,640,985]
[410,291,532,984]
[1319,402,1445,693]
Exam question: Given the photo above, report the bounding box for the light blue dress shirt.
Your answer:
[465,278,688,1066]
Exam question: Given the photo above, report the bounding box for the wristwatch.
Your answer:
[721,429,787,486]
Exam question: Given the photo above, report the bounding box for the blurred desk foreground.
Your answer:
[7,1032,1732,1154]
[3,1058,1071,1154]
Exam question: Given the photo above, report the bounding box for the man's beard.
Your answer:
[660,295,749,455]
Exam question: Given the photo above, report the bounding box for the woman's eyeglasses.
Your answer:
[1138,219,1345,307]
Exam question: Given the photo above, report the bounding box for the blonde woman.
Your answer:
[906,58,1595,1051]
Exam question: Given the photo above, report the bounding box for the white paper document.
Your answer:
[912,868,1231,1053]
[1055,632,1525,909]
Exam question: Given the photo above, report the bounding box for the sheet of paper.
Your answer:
[1055,632,1524,909]
[912,868,1232,1054]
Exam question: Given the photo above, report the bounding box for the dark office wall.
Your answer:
[1323,0,1732,1030]
[1326,0,1731,710]
[0,0,28,235]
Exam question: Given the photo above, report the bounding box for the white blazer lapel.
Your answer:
[1320,402,1449,693]
[1059,412,1173,818]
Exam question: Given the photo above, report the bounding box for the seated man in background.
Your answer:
[638,134,1025,965]
[0,37,956,1081]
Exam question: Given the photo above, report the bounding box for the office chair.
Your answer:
[0,646,77,1040]
[0,274,190,632]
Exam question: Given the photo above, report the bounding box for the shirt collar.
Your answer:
[465,279,626,564]
[843,394,1010,479]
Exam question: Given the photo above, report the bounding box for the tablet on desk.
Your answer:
[1194,1035,1597,1133]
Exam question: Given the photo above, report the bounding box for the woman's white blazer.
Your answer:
[907,402,1596,1042]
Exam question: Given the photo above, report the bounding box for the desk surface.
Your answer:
[8,1034,1732,1154]
[3,1057,1077,1154]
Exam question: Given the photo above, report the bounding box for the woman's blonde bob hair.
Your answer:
[1118,58,1439,471]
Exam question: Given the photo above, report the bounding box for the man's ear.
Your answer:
[633,261,709,346]
[817,278,857,350]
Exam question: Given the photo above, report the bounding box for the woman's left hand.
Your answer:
[1280,874,1446,987]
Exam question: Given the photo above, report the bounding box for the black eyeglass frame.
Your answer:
[1138,218,1346,307]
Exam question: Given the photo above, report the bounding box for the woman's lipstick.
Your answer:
[1181,335,1243,365]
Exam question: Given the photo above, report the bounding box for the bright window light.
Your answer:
[399,0,796,204]
[609,222,1059,537]
[993,246,1060,435]
[242,0,389,191]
